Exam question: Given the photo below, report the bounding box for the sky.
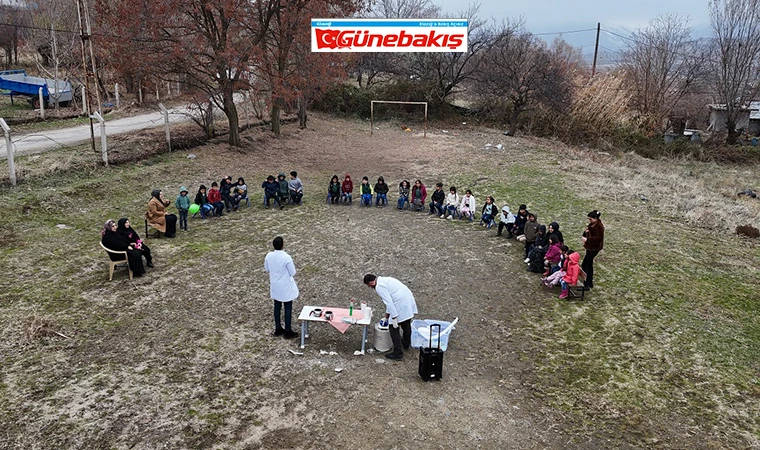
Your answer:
[434,0,712,62]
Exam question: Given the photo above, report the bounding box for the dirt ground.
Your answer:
[1,113,758,449]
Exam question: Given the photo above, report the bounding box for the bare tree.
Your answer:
[353,0,439,89]
[621,14,704,132]
[0,5,26,70]
[404,4,488,104]
[709,0,760,144]
[475,21,554,136]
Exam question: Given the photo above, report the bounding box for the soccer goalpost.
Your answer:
[370,100,428,138]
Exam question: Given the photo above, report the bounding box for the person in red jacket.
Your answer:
[581,210,604,289]
[341,173,353,205]
[410,179,427,212]
[207,181,224,217]
[559,251,581,299]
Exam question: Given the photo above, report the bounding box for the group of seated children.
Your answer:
[328,175,485,221]
[261,171,304,209]
[498,204,580,298]
[174,176,249,230]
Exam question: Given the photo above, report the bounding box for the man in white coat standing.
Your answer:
[363,274,418,360]
[264,236,299,339]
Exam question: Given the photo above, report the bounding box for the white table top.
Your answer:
[298,305,372,325]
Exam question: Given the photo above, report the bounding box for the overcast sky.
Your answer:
[433,0,711,60]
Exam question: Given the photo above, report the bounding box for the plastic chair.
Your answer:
[100,242,133,281]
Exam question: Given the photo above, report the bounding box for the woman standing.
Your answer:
[101,220,147,277]
[581,210,604,289]
[146,189,177,238]
[116,218,154,268]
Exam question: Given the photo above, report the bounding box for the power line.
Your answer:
[534,27,597,37]
[0,21,158,43]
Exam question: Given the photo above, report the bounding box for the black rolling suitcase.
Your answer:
[418,323,444,382]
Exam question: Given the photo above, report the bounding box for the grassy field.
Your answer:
[0,114,758,448]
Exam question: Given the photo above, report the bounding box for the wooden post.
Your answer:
[0,118,15,186]
[424,103,427,138]
[592,22,600,77]
[370,100,374,135]
[138,87,143,104]
[159,103,171,152]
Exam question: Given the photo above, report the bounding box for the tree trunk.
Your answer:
[298,95,307,129]
[507,106,521,136]
[223,91,240,146]
[271,96,283,136]
[726,118,738,145]
[357,70,363,88]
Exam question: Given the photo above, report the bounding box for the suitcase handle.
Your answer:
[429,323,441,350]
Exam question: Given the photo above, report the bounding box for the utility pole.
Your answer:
[592,22,601,77]
[77,0,99,152]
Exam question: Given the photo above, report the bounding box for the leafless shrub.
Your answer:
[24,315,70,341]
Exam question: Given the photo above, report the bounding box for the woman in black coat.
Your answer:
[101,219,146,277]
[116,218,153,268]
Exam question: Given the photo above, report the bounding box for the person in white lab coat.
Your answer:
[363,274,418,360]
[264,236,299,339]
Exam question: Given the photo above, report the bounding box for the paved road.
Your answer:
[0,107,192,159]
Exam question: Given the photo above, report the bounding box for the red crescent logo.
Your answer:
[315,29,352,49]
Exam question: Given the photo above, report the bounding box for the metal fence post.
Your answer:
[115,83,120,109]
[90,112,107,166]
[82,86,88,114]
[159,103,171,152]
[38,88,45,119]
[0,118,16,185]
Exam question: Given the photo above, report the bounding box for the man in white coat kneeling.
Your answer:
[363,274,418,360]
[264,236,299,339]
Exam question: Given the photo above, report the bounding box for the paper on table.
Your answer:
[326,307,364,333]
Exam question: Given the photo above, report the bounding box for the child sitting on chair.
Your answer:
[397,179,411,210]
[444,186,459,219]
[288,171,303,205]
[459,190,476,222]
[341,173,353,204]
[328,175,341,204]
[410,180,427,212]
[359,176,373,206]
[194,185,214,218]
[374,176,389,206]
[262,175,279,208]
[231,177,247,207]
[543,245,570,288]
[480,196,497,228]
[559,250,581,299]
[543,234,562,276]
[208,182,225,217]
[276,173,290,209]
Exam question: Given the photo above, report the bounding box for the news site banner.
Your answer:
[311,19,468,53]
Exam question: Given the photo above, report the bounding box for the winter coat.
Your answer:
[329,181,341,196]
[460,194,476,212]
[513,211,529,234]
[534,225,548,248]
[445,192,459,206]
[208,188,222,203]
[288,177,303,193]
[544,242,562,265]
[398,183,410,198]
[175,187,191,211]
[277,172,290,197]
[500,206,516,224]
[341,176,353,194]
[563,252,581,285]
[146,196,170,233]
[410,184,427,204]
[374,182,389,195]
[481,202,498,217]
[360,182,373,195]
[584,220,605,251]
[523,216,540,243]
[194,186,209,205]
[262,180,278,196]
[431,189,445,204]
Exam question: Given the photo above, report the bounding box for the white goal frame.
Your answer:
[370,100,428,138]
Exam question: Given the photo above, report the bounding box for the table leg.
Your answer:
[300,321,306,349]
[361,324,368,353]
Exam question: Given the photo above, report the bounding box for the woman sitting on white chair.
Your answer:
[101,219,146,277]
